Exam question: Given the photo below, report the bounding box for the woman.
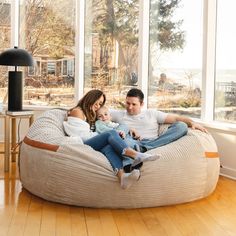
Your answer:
[64,89,159,189]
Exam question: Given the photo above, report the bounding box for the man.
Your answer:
[111,88,207,152]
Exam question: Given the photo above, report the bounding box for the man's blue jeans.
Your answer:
[123,122,188,170]
[138,121,188,151]
[84,130,128,171]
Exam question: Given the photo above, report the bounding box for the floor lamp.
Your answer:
[0,46,34,111]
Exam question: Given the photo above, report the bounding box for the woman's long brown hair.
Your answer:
[70,89,106,127]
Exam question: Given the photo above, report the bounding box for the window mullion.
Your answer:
[11,0,19,47]
[75,0,85,103]
[201,0,217,122]
[138,0,150,108]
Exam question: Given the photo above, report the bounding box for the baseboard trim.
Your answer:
[220,166,236,180]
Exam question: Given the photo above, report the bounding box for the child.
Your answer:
[95,106,140,151]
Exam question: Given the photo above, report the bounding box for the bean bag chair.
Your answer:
[19,109,220,209]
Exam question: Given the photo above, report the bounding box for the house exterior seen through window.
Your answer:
[0,0,11,103]
[19,0,76,107]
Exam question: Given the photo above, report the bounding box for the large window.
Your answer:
[148,0,203,118]
[215,0,236,124]
[84,0,139,108]
[0,0,11,102]
[3,0,236,126]
[19,0,76,107]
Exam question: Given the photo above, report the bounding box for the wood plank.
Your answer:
[138,208,168,236]
[196,191,236,236]
[176,202,223,236]
[124,209,152,236]
[164,205,202,235]
[84,208,103,236]
[98,209,120,236]
[151,207,182,236]
[22,195,43,236]
[7,189,32,236]
[71,207,88,236]
[0,205,15,236]
[40,201,57,236]
[112,209,136,236]
[188,200,231,236]
[56,204,72,236]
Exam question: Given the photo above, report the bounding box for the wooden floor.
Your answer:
[0,151,236,235]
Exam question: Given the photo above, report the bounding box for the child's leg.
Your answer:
[124,135,140,151]
[131,152,161,167]
[84,130,126,152]
[123,148,161,168]
[117,169,141,189]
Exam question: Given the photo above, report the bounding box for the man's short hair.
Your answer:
[126,88,144,103]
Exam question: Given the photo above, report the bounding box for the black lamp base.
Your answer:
[8,71,23,111]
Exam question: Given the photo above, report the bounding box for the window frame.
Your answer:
[62,59,74,77]
[10,0,236,128]
[28,59,42,77]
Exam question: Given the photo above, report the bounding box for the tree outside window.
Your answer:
[148,0,203,119]
[19,0,76,107]
[0,0,11,102]
[84,0,139,107]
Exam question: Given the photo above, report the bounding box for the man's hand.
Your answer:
[167,114,209,133]
[191,122,208,133]
[129,129,141,140]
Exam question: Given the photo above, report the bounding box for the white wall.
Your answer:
[207,127,236,180]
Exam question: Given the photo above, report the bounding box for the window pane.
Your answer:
[19,0,76,107]
[149,0,203,118]
[215,0,236,124]
[47,62,56,75]
[0,0,11,102]
[84,0,139,108]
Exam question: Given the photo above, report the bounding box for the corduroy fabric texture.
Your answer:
[19,109,220,209]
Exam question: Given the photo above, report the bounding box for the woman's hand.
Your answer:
[118,131,126,139]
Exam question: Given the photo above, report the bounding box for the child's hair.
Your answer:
[96,105,111,121]
[96,105,108,115]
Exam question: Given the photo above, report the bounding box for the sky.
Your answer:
[216,0,236,70]
[158,0,236,70]
[157,0,203,69]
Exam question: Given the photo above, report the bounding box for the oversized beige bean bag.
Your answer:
[19,109,220,209]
